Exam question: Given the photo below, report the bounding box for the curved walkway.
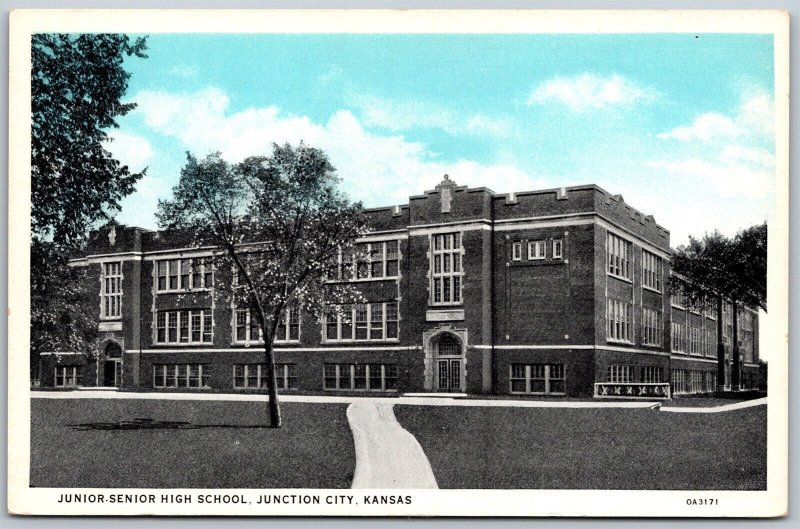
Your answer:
[346,400,438,489]
[660,397,768,413]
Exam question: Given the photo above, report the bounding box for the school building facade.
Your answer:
[39,177,761,397]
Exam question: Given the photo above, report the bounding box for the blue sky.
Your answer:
[106,33,776,246]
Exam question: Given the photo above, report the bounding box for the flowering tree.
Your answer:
[671,223,767,390]
[157,144,368,426]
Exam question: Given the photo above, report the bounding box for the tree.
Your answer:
[157,145,368,427]
[32,33,148,247]
[30,34,148,379]
[671,223,767,390]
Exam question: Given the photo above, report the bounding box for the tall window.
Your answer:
[324,302,399,341]
[328,240,400,281]
[671,322,686,353]
[156,257,214,292]
[641,308,662,346]
[642,250,663,291]
[704,330,716,357]
[101,262,122,318]
[607,365,633,383]
[234,306,300,343]
[607,299,632,342]
[233,364,297,390]
[431,233,463,304]
[607,232,631,279]
[552,239,563,259]
[511,241,522,261]
[155,309,213,344]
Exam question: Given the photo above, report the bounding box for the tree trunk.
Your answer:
[263,339,282,428]
[716,294,725,391]
[731,299,741,391]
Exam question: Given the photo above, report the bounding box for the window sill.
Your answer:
[607,273,633,284]
[642,285,662,295]
[606,339,635,346]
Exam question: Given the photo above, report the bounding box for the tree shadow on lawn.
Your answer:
[70,418,276,431]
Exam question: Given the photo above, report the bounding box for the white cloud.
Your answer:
[650,89,776,201]
[656,90,774,143]
[655,113,744,142]
[527,73,656,112]
[104,131,153,169]
[350,94,514,138]
[130,87,544,208]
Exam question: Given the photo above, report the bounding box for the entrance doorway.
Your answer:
[102,342,123,387]
[434,333,463,392]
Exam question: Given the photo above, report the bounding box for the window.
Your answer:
[54,366,82,387]
[607,232,631,279]
[671,322,686,353]
[607,365,633,383]
[672,369,687,394]
[642,250,662,291]
[101,262,122,318]
[511,241,522,261]
[328,240,401,281]
[156,258,214,292]
[641,308,662,346]
[607,299,633,343]
[323,363,398,391]
[155,309,213,344]
[552,239,563,259]
[431,233,463,304]
[509,364,565,395]
[233,306,300,343]
[689,326,701,355]
[641,366,662,383]
[324,302,399,341]
[704,330,716,357]
[233,364,298,390]
[527,240,546,260]
[671,290,686,308]
[153,364,211,388]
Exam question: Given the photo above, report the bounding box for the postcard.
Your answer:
[7,9,789,517]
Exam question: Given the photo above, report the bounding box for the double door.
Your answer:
[437,359,461,392]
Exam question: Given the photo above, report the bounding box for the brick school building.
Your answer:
[39,176,761,397]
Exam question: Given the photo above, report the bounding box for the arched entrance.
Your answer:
[102,341,123,387]
[433,332,463,392]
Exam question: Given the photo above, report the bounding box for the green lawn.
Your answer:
[394,405,767,490]
[31,399,355,488]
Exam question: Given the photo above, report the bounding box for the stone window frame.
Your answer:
[153,363,211,388]
[323,301,399,342]
[509,363,566,395]
[100,261,123,319]
[429,232,464,306]
[232,306,300,344]
[232,363,297,390]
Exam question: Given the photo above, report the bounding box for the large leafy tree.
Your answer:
[671,223,767,390]
[157,145,367,427]
[30,34,147,378]
[32,33,148,247]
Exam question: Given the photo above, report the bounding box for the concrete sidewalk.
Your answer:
[346,400,438,489]
[660,397,768,414]
[31,390,658,409]
[31,390,767,413]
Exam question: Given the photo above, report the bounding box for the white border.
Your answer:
[8,8,789,518]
